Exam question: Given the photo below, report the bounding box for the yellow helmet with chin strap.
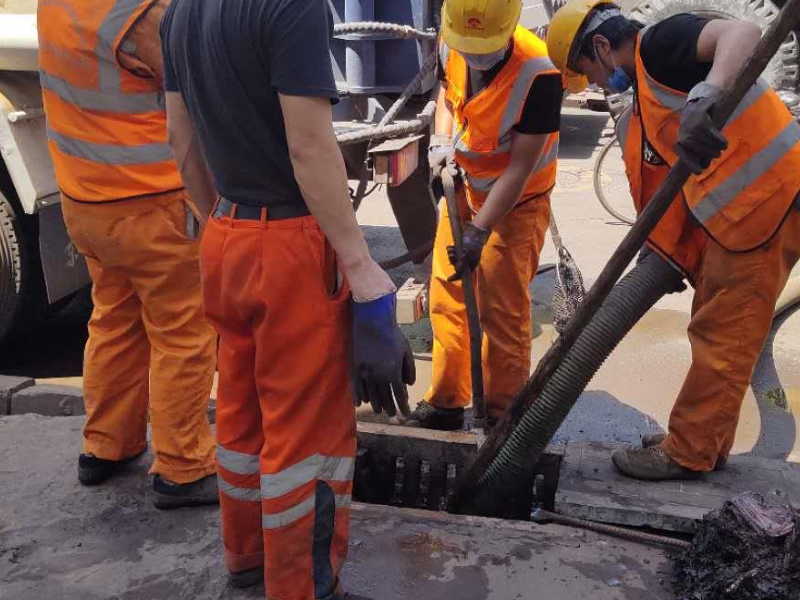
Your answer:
[546,0,610,93]
[441,0,522,54]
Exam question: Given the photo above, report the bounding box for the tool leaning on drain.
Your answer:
[450,0,800,514]
[439,160,487,431]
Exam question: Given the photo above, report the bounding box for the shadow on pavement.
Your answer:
[558,110,612,160]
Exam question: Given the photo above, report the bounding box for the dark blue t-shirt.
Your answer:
[161,0,339,207]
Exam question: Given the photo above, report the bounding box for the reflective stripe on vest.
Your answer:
[444,27,559,209]
[38,0,180,201]
[452,55,557,158]
[616,101,707,280]
[634,33,800,251]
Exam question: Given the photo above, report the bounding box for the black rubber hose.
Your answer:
[466,251,685,510]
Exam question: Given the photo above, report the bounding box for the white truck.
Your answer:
[0,3,88,344]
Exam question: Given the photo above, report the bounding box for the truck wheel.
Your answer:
[0,194,42,345]
[631,0,800,111]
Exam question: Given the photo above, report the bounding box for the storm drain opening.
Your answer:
[353,422,563,521]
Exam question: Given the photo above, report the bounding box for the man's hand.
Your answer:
[166,92,217,222]
[428,134,454,171]
[447,223,491,282]
[428,133,453,198]
[351,292,416,417]
[676,82,728,174]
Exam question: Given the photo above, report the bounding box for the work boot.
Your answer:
[228,567,263,589]
[612,446,703,481]
[78,448,146,486]
[406,400,464,431]
[152,473,219,509]
[641,433,727,470]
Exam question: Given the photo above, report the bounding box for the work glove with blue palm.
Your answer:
[352,292,416,417]
[447,223,491,282]
[676,82,728,175]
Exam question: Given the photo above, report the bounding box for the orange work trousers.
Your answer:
[201,211,355,600]
[61,191,216,484]
[425,193,551,418]
[663,205,800,471]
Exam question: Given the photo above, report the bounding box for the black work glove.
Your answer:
[351,292,416,417]
[446,223,491,282]
[676,82,728,175]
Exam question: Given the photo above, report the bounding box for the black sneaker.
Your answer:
[228,566,263,589]
[78,449,146,486]
[406,400,464,431]
[152,473,219,509]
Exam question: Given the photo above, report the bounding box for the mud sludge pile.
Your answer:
[673,492,800,600]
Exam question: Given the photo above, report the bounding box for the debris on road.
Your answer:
[673,492,800,600]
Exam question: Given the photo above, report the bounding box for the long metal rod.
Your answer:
[531,508,691,550]
[454,0,800,501]
[441,165,486,427]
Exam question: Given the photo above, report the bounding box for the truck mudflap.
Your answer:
[37,196,89,303]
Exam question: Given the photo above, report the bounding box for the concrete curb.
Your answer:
[11,384,85,417]
[0,376,217,423]
[0,375,35,415]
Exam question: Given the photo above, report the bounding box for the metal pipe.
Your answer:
[531,508,691,551]
[337,100,436,145]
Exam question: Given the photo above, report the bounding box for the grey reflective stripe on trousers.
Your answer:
[692,120,800,224]
[262,494,351,530]
[260,454,355,500]
[47,128,172,165]
[217,445,260,475]
[219,478,261,502]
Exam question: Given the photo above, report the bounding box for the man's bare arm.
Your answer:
[697,19,762,90]
[165,92,217,222]
[472,131,550,230]
[278,93,394,301]
[433,84,453,137]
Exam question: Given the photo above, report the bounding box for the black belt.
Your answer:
[213,197,310,221]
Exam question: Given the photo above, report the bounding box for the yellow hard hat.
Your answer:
[547,0,608,93]
[441,0,522,54]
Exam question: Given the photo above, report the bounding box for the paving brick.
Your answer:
[10,384,85,417]
[0,375,35,415]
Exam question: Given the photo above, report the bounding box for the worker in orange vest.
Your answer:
[161,0,414,596]
[548,0,800,480]
[409,0,563,431]
[37,0,218,507]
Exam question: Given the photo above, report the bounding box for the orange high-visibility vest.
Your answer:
[635,34,800,252]
[616,104,707,281]
[38,0,182,202]
[442,26,559,211]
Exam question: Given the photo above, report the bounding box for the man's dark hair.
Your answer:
[575,5,644,63]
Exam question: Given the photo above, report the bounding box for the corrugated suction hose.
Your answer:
[470,251,685,508]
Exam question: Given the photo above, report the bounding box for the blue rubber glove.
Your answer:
[351,292,416,417]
